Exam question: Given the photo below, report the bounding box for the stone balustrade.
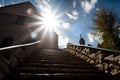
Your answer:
[0,40,41,80]
[66,43,120,76]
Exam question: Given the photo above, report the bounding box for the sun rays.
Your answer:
[26,0,70,48]
[29,0,64,40]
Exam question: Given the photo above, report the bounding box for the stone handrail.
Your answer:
[0,40,41,79]
[66,43,120,76]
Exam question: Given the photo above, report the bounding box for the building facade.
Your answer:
[0,1,58,49]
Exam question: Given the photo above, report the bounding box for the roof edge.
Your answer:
[0,1,36,10]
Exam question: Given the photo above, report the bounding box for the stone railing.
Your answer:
[66,43,120,77]
[0,40,41,80]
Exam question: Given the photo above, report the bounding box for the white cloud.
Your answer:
[73,0,77,8]
[62,22,70,29]
[88,32,103,44]
[0,0,4,7]
[0,3,4,7]
[72,9,79,16]
[94,32,103,43]
[87,33,94,43]
[66,10,79,20]
[35,0,51,13]
[47,0,51,2]
[81,0,97,14]
[96,8,100,11]
[67,13,78,20]
[0,4,4,7]
[58,35,69,48]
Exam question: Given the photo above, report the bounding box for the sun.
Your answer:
[29,1,69,48]
[39,10,61,31]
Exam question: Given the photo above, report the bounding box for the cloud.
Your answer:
[73,0,77,8]
[87,33,94,43]
[0,0,4,7]
[81,0,97,14]
[94,32,103,43]
[62,22,71,29]
[72,9,79,16]
[0,1,4,7]
[66,12,77,20]
[66,9,79,20]
[88,32,103,44]
[35,0,51,13]
[96,8,100,11]
[58,35,69,48]
[0,4,4,7]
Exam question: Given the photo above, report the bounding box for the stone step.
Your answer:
[19,63,96,69]
[17,73,109,80]
[30,57,86,62]
[23,59,92,65]
[4,49,110,80]
[15,67,104,74]
[28,54,83,60]
[31,57,82,61]
[25,57,88,61]
[5,72,110,80]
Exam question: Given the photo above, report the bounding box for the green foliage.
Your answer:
[93,8,120,50]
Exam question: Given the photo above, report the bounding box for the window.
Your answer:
[15,16,25,24]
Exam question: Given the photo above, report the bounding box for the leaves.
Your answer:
[93,8,120,50]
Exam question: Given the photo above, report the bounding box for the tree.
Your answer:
[93,8,120,50]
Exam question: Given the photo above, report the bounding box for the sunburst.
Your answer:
[38,9,62,33]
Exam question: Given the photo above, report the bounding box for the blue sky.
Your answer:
[0,0,120,48]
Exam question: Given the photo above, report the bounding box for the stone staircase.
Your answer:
[4,49,111,80]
